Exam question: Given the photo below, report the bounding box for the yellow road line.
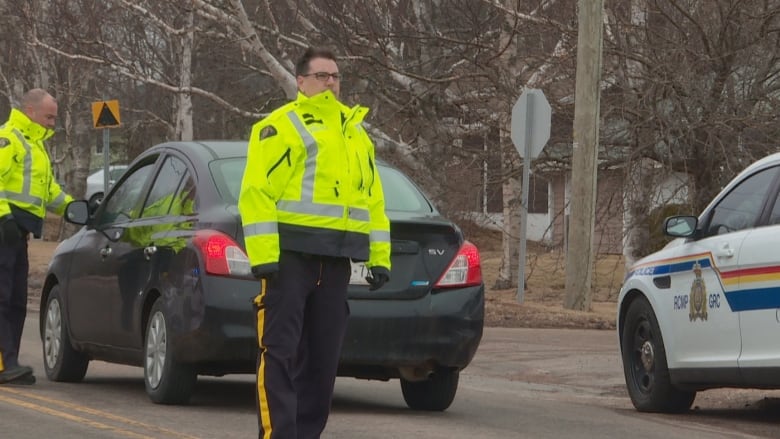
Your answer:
[0,393,148,438]
[0,387,199,439]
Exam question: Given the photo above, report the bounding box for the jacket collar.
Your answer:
[295,90,343,109]
[294,91,368,124]
[9,108,54,142]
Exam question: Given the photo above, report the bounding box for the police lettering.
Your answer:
[708,293,720,309]
[633,266,655,276]
[674,295,689,310]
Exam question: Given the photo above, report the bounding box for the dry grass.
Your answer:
[469,227,622,329]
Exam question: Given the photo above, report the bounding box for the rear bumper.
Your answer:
[169,276,258,373]
[339,284,485,375]
[171,277,484,377]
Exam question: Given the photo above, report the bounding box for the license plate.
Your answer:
[349,261,370,285]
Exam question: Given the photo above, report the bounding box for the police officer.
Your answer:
[0,89,73,385]
[239,47,391,438]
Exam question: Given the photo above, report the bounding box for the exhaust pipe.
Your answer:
[398,364,435,382]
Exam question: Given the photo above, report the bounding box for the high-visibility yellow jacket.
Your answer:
[0,109,73,229]
[239,91,391,275]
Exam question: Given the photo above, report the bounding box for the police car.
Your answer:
[618,152,780,413]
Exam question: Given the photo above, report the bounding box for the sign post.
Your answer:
[91,100,121,195]
[510,89,551,303]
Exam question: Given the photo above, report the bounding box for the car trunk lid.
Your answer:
[348,216,464,300]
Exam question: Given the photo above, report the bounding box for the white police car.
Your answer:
[618,152,780,413]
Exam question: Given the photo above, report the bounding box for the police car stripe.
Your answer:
[725,286,780,311]
[627,253,780,312]
[625,253,712,279]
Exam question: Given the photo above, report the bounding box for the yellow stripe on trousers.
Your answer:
[255,278,273,439]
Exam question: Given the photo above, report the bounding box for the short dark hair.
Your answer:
[295,47,337,76]
[20,88,55,109]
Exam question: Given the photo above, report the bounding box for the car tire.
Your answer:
[621,296,695,413]
[400,367,459,411]
[42,285,89,382]
[144,298,197,405]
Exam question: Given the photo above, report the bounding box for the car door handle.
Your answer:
[716,244,734,258]
[99,246,112,258]
[144,245,158,260]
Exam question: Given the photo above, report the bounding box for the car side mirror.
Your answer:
[65,200,89,225]
[664,215,697,238]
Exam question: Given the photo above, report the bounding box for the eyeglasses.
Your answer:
[303,72,341,82]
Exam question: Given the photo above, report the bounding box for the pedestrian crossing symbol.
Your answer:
[91,100,121,128]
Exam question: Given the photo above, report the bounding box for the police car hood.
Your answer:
[630,237,686,269]
[661,237,686,251]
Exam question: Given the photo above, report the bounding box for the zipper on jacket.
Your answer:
[267,148,292,178]
[368,156,376,197]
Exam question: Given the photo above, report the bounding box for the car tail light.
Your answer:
[193,230,251,277]
[434,241,482,288]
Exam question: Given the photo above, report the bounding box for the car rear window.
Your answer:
[210,158,245,205]
[210,158,433,214]
[378,166,434,213]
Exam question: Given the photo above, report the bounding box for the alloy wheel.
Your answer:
[44,299,63,369]
[145,311,167,389]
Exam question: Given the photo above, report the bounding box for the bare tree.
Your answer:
[6,0,780,295]
[605,0,780,264]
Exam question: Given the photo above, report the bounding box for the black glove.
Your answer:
[251,264,278,284]
[365,267,390,291]
[0,216,21,248]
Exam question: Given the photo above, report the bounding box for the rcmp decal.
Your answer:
[259,125,277,140]
[689,262,708,321]
[627,252,780,312]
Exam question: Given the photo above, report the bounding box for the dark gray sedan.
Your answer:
[40,141,484,410]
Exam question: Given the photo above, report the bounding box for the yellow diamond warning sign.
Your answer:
[91,100,121,128]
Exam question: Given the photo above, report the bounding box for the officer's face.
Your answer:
[27,96,58,129]
[297,57,340,99]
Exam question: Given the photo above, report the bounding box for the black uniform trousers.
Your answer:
[254,250,351,439]
[0,235,28,372]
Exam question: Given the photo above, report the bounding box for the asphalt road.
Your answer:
[1,314,779,438]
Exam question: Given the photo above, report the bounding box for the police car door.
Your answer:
[735,168,780,371]
[668,168,777,370]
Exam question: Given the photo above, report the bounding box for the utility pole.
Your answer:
[564,0,604,310]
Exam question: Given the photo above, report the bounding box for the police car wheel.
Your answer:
[42,285,89,382]
[143,298,197,405]
[400,367,458,411]
[621,296,695,413]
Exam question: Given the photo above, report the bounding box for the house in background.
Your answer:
[470,158,690,257]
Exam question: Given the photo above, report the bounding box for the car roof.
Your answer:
[695,151,780,217]
[144,140,392,167]
[147,140,249,161]
[742,152,780,173]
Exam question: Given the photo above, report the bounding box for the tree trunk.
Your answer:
[494,132,521,290]
[175,8,194,141]
[622,158,650,268]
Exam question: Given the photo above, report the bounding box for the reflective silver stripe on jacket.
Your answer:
[288,111,317,203]
[6,130,42,206]
[243,221,278,238]
[349,208,369,222]
[47,192,67,211]
[370,230,391,243]
[274,111,369,223]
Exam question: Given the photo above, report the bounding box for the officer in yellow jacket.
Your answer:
[239,47,391,439]
[0,89,73,385]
